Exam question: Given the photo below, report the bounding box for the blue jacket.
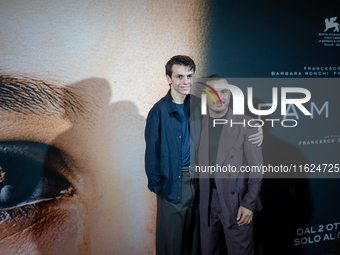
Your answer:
[144,90,200,203]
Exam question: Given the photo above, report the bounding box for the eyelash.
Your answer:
[176,75,193,79]
[0,141,74,210]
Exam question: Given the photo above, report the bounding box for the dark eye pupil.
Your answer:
[0,142,72,209]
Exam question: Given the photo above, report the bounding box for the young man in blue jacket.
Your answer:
[145,55,199,255]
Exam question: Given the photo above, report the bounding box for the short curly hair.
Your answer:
[165,55,196,78]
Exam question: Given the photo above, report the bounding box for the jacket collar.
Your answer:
[215,108,240,166]
[199,108,241,167]
[164,89,190,114]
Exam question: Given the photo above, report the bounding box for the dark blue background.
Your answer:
[207,1,340,254]
[208,0,340,77]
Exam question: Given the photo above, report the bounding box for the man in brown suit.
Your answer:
[198,75,263,255]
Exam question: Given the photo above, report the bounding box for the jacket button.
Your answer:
[228,173,231,177]
[179,136,181,139]
[231,155,234,159]
[179,176,181,178]
[231,192,235,195]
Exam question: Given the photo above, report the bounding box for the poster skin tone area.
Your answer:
[0,1,210,254]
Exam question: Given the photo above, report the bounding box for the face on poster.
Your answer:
[0,0,209,254]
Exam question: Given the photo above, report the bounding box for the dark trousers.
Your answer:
[156,171,200,255]
[200,188,254,255]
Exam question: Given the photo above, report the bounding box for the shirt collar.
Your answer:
[164,89,190,114]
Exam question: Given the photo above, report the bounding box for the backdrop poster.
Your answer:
[1,0,340,255]
[207,0,340,254]
[0,0,209,254]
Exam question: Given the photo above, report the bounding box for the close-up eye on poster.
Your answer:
[0,0,339,255]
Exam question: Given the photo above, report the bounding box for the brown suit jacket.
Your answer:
[198,108,263,228]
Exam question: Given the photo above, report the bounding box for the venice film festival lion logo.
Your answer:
[324,16,340,32]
